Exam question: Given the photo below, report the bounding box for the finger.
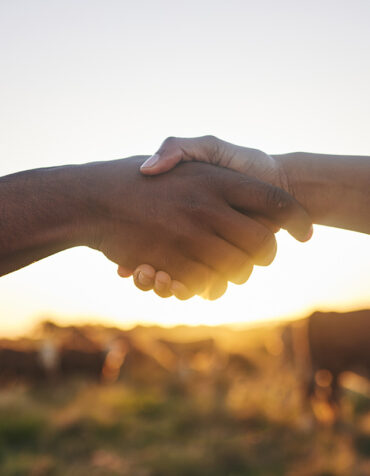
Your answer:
[140,135,220,175]
[180,234,254,284]
[250,215,281,234]
[211,208,277,266]
[201,276,228,301]
[117,265,134,278]
[133,264,156,292]
[153,271,173,298]
[221,176,313,242]
[168,259,215,296]
[132,252,216,297]
[171,281,194,300]
[227,262,254,285]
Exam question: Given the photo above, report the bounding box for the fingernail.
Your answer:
[141,154,160,169]
[138,271,153,286]
[303,225,314,242]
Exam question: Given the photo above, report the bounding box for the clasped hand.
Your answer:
[89,142,312,301]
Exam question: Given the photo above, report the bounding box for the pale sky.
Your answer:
[0,0,369,335]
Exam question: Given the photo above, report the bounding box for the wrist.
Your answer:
[74,156,149,250]
[69,161,114,250]
[273,153,327,224]
[273,152,370,234]
[40,164,98,249]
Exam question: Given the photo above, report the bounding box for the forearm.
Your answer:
[275,152,370,234]
[0,165,93,277]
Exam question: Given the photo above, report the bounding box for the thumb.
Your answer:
[140,152,182,175]
[140,144,184,176]
[140,135,218,175]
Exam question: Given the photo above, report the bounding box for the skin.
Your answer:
[127,135,370,297]
[0,155,312,300]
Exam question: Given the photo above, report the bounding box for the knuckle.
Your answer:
[186,197,218,223]
[202,134,219,145]
[184,199,207,224]
[185,196,203,213]
[162,136,178,148]
[266,185,290,210]
[201,135,222,163]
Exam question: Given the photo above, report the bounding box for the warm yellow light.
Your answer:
[0,1,369,335]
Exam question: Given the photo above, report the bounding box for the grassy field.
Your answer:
[0,324,369,476]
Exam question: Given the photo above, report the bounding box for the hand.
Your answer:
[85,156,257,299]
[113,154,312,300]
[119,216,280,300]
[139,137,370,236]
[140,135,286,190]
[5,154,284,295]
[130,136,281,297]
[85,156,311,300]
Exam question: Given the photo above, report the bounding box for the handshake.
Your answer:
[1,135,366,299]
[99,136,313,300]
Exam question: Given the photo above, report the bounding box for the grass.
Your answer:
[0,325,368,476]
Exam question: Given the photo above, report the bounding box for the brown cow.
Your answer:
[58,347,107,380]
[307,311,370,402]
[37,321,108,380]
[283,310,370,417]
[0,346,46,383]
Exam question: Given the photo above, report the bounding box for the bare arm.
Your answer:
[133,136,369,296]
[0,165,92,277]
[276,152,370,234]
[0,156,311,302]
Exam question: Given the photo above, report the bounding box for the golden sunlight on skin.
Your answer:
[1,227,370,337]
[0,1,369,334]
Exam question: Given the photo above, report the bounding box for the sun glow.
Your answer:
[0,0,369,336]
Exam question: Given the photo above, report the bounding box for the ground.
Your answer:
[0,324,369,476]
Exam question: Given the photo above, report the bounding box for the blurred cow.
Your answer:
[225,352,257,377]
[37,321,109,380]
[283,310,370,419]
[58,347,107,379]
[0,341,46,383]
[0,321,170,384]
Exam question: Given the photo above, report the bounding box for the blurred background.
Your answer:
[0,1,369,475]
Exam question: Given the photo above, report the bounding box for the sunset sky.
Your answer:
[1,0,369,336]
